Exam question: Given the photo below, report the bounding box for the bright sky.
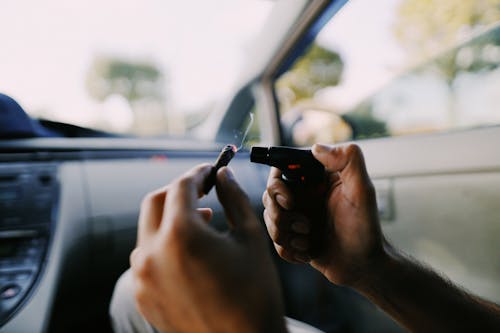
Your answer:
[2,0,495,135]
[0,0,273,130]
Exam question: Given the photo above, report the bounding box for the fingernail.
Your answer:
[291,238,308,251]
[291,222,309,234]
[275,194,289,209]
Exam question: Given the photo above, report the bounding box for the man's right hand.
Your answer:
[262,143,386,287]
[263,143,500,332]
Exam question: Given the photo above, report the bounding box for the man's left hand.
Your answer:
[130,164,286,333]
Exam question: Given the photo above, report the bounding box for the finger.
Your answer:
[263,208,286,246]
[137,186,168,245]
[197,207,213,224]
[263,191,310,236]
[216,167,257,231]
[312,143,370,183]
[274,244,303,264]
[129,246,152,281]
[129,247,140,268]
[267,167,294,210]
[263,208,310,247]
[163,164,213,230]
[262,191,281,219]
[182,163,214,198]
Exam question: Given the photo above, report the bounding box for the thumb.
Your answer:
[312,143,371,182]
[215,167,258,232]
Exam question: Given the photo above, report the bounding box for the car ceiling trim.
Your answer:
[262,0,347,80]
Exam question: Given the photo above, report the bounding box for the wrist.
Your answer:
[349,242,403,294]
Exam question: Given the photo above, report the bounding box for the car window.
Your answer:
[0,0,274,140]
[276,0,500,146]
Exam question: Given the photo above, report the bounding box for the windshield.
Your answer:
[0,0,273,138]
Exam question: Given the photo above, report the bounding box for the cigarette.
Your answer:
[202,144,237,194]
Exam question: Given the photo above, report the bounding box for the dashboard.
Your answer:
[0,163,58,327]
[0,140,268,333]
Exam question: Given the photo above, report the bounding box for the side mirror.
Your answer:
[281,107,352,146]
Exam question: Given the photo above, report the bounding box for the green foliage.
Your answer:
[276,43,344,103]
[86,56,166,102]
[392,0,500,98]
[393,0,500,65]
[342,102,389,140]
[429,26,500,84]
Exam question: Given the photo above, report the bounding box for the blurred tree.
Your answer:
[276,43,344,106]
[342,101,388,140]
[86,56,165,102]
[393,0,500,82]
[393,0,500,125]
[86,56,171,135]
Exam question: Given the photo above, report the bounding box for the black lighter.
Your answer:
[250,146,327,258]
[203,144,238,194]
[250,146,325,185]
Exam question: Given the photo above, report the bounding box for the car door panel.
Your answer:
[360,126,500,302]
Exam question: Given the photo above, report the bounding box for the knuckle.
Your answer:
[267,204,281,222]
[270,227,287,246]
[275,244,294,263]
[264,212,282,244]
[177,176,193,189]
[267,180,282,196]
[275,244,287,257]
[132,251,154,280]
[263,209,270,224]
[261,191,268,207]
[140,192,155,210]
[263,211,276,236]
[133,280,148,306]
[268,226,280,244]
[345,143,363,158]
[140,190,164,211]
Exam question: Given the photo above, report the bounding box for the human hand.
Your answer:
[130,164,286,333]
[262,143,385,287]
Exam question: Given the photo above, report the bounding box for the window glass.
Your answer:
[0,0,274,138]
[276,0,500,146]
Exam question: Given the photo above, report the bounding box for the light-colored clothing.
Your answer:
[109,269,324,333]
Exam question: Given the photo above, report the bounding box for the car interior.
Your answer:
[1,0,499,332]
